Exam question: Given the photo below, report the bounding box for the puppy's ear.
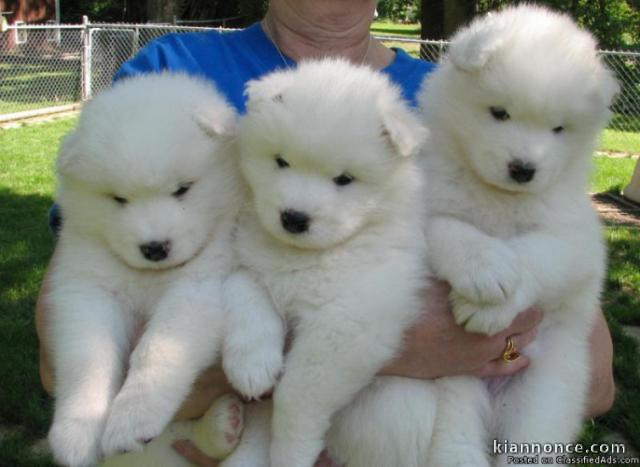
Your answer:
[56,130,82,176]
[379,100,429,158]
[448,16,505,72]
[194,104,237,138]
[244,71,295,110]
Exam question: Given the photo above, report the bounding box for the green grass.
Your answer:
[371,20,421,38]
[601,128,640,154]
[0,116,77,466]
[0,117,639,464]
[586,156,640,456]
[590,155,637,193]
[0,59,81,115]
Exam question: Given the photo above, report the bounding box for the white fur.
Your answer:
[220,59,436,467]
[47,73,283,466]
[418,5,616,466]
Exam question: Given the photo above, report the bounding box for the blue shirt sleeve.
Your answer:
[113,39,168,82]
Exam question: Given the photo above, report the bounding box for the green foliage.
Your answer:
[237,0,268,23]
[475,0,640,49]
[378,0,421,22]
[60,0,129,23]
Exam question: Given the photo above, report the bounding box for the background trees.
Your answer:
[59,0,639,50]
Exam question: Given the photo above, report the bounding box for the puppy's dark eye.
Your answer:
[112,195,128,205]
[552,126,564,134]
[275,156,290,169]
[333,173,355,186]
[489,106,510,121]
[172,182,194,198]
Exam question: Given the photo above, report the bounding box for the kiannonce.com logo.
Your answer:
[492,440,627,456]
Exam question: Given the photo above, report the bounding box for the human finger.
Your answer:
[172,440,220,467]
[489,325,539,361]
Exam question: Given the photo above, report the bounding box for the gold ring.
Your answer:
[502,336,520,362]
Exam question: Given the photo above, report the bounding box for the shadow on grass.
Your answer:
[0,187,55,465]
[604,227,640,326]
[599,313,640,452]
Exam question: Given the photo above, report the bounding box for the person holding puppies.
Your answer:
[37,1,615,465]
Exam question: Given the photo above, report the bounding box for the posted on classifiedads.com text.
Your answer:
[492,439,640,465]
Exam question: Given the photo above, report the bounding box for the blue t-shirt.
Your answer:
[50,24,435,234]
[114,23,436,112]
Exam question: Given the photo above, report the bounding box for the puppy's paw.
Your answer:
[452,294,520,336]
[224,343,283,399]
[450,245,521,305]
[48,415,104,467]
[196,394,244,458]
[100,384,170,457]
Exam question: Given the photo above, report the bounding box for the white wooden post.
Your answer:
[80,15,92,101]
[622,158,640,203]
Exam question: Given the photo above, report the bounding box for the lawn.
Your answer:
[0,60,82,116]
[0,116,77,466]
[0,116,638,465]
[591,155,638,193]
[371,20,421,38]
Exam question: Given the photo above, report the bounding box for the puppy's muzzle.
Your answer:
[139,240,171,261]
[280,209,310,234]
[508,160,536,184]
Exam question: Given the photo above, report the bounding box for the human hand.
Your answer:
[380,280,543,379]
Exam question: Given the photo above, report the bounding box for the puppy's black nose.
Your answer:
[139,240,171,261]
[508,160,536,184]
[280,209,310,234]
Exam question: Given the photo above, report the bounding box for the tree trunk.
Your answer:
[421,0,475,61]
[444,0,475,37]
[147,0,179,23]
[421,0,445,40]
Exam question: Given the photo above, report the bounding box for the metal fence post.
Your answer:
[80,15,92,101]
[132,25,140,55]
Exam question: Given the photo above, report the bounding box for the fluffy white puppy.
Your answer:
[47,73,283,466]
[419,5,618,466]
[220,59,432,467]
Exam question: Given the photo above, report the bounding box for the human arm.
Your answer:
[585,309,615,418]
[38,273,613,416]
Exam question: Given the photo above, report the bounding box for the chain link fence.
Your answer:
[1,21,639,154]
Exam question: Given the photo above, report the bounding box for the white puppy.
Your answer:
[419,6,618,466]
[47,73,283,466]
[219,59,432,467]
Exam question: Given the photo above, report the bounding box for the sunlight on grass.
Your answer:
[601,128,640,154]
[371,20,421,38]
[590,156,637,193]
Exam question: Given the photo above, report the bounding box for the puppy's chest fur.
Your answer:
[235,207,420,321]
[423,153,591,238]
[56,229,234,318]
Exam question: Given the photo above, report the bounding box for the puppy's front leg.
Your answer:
[270,285,412,467]
[48,286,133,467]
[222,270,285,399]
[101,279,226,456]
[428,216,523,305]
